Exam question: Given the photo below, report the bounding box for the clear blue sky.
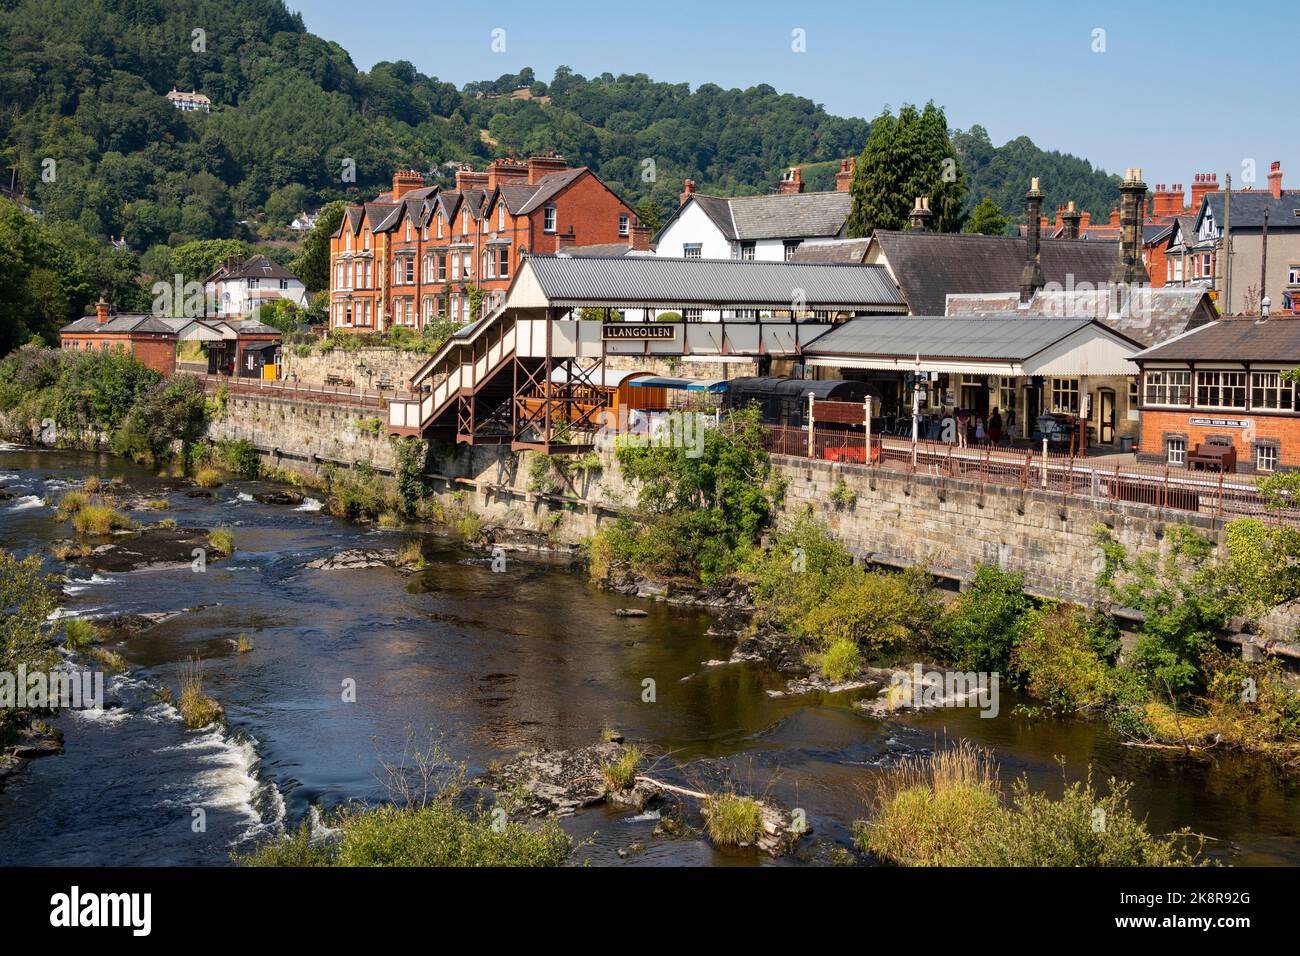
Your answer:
[291,0,1292,191]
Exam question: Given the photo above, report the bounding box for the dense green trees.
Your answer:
[965,197,1010,236]
[0,0,1132,344]
[846,103,967,236]
[953,125,1122,225]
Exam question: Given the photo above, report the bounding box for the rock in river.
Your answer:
[305,548,400,570]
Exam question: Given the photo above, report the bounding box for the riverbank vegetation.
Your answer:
[855,741,1204,866]
[0,347,205,464]
[589,407,779,585]
[240,743,572,867]
[0,550,61,747]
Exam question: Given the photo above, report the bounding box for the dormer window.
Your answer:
[437,215,443,239]
[344,231,352,251]
[405,221,412,241]
[498,204,505,230]
[462,210,468,233]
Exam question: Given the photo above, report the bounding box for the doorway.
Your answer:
[1098,388,1116,444]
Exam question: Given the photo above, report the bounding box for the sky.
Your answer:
[290,0,1293,192]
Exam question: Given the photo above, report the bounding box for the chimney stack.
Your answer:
[1020,177,1046,303]
[679,179,696,207]
[1151,182,1185,219]
[391,169,424,200]
[1190,172,1219,211]
[1062,200,1082,240]
[1110,167,1151,287]
[95,296,111,325]
[630,221,651,252]
[908,196,933,232]
[526,151,567,185]
[1268,160,1283,199]
[777,166,804,195]
[835,157,856,193]
[486,158,529,191]
[454,164,489,191]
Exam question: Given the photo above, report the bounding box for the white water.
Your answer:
[6,494,45,511]
[294,497,323,512]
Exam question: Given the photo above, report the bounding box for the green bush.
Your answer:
[937,564,1033,672]
[1011,605,1118,712]
[214,439,260,479]
[799,566,939,653]
[241,791,572,867]
[0,551,61,744]
[610,406,776,585]
[808,637,863,682]
[111,374,209,464]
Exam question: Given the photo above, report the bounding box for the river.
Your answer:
[1,443,1297,866]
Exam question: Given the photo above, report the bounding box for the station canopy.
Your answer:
[801,315,1146,377]
[506,255,907,312]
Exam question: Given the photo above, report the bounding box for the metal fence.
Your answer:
[187,373,413,410]
[763,407,1298,526]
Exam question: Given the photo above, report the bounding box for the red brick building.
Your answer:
[329,154,645,332]
[1133,315,1300,472]
[60,298,282,377]
[59,299,186,375]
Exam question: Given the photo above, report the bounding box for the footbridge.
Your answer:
[387,254,905,452]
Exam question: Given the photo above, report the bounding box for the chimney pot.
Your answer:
[679,179,696,207]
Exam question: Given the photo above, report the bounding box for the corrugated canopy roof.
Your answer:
[805,315,1099,361]
[520,255,905,309]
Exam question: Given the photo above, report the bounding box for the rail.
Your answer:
[763,418,1299,526]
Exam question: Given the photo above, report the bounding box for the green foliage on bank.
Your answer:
[856,742,1203,867]
[591,407,778,585]
[0,550,61,746]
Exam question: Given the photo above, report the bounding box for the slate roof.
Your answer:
[662,191,852,243]
[1203,190,1300,229]
[944,287,1216,347]
[61,313,178,335]
[521,255,905,308]
[515,168,586,214]
[804,315,1107,361]
[1133,317,1300,362]
[206,254,299,283]
[871,230,1120,315]
[791,238,872,264]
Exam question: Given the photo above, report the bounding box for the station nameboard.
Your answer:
[602,323,677,340]
[1189,417,1250,428]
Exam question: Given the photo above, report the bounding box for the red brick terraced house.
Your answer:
[1132,315,1300,473]
[329,154,646,332]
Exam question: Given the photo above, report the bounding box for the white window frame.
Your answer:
[543,206,557,233]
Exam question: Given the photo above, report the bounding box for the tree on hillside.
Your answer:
[846,103,967,237]
[966,198,1009,236]
[292,201,345,293]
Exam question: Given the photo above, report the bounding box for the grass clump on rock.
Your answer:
[72,504,135,535]
[63,618,98,651]
[193,467,224,489]
[704,791,765,848]
[208,525,234,557]
[601,745,641,793]
[179,657,223,728]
